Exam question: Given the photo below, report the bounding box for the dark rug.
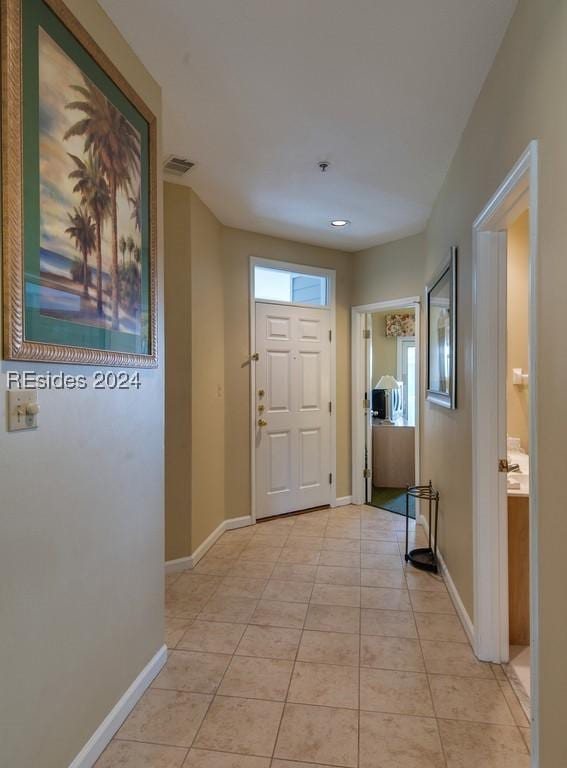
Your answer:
[370,486,415,519]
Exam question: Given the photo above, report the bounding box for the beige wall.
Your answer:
[0,3,164,767]
[507,210,530,452]
[221,226,352,514]
[371,312,398,386]
[352,233,426,306]
[164,183,192,559]
[164,184,225,558]
[421,1,567,763]
[189,192,225,549]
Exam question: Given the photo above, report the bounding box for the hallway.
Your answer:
[97,506,530,767]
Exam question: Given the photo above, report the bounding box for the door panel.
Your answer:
[298,318,321,341]
[299,428,321,489]
[266,315,291,340]
[255,302,331,518]
[267,351,291,412]
[298,351,321,410]
[268,431,291,494]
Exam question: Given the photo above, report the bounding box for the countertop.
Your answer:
[372,416,414,428]
[507,450,529,498]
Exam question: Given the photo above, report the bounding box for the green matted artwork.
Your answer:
[2,0,157,366]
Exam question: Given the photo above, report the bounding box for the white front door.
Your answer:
[255,302,331,519]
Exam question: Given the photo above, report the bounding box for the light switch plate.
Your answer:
[7,389,39,431]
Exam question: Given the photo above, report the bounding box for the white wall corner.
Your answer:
[419,514,475,646]
[68,644,167,768]
[334,496,353,507]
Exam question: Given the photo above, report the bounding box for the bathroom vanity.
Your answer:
[372,417,415,488]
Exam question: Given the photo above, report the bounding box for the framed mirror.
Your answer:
[426,247,457,408]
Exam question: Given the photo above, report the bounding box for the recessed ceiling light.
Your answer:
[330,219,350,227]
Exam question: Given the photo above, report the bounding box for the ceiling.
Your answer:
[100,0,517,251]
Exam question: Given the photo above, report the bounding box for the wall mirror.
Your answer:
[426,247,457,408]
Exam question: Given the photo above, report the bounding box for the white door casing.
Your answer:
[255,302,331,519]
[351,298,421,507]
[397,336,417,423]
[472,141,538,767]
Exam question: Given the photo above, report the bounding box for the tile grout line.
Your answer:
[172,574,248,758]
[270,524,322,763]
[417,594,449,767]
[179,526,297,760]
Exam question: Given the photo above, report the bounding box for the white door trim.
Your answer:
[397,336,416,422]
[472,140,538,766]
[396,336,416,381]
[249,257,337,523]
[351,296,421,507]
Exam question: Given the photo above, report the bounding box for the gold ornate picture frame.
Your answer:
[2,0,157,366]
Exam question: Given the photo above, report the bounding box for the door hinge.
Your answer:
[363,398,370,410]
[498,458,509,473]
[363,329,371,340]
[329,329,332,342]
[363,468,371,479]
[328,401,332,413]
[329,472,333,484]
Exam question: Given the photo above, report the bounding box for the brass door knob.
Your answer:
[257,418,268,427]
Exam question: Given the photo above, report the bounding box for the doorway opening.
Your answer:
[505,209,531,706]
[351,297,421,514]
[249,258,337,522]
[472,141,538,761]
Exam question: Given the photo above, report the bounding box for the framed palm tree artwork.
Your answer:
[2,0,157,366]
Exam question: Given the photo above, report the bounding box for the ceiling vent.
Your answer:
[164,155,195,176]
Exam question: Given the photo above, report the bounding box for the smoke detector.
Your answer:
[164,155,195,176]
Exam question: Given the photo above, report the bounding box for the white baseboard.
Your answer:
[165,554,194,574]
[165,515,254,574]
[419,513,475,647]
[190,520,228,567]
[68,644,167,768]
[225,515,253,531]
[334,496,353,507]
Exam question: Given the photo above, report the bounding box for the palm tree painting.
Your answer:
[67,151,110,316]
[64,76,141,330]
[65,206,96,297]
[126,235,135,264]
[119,234,127,266]
[129,186,141,232]
[4,0,156,365]
[38,27,143,335]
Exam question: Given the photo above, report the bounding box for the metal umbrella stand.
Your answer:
[405,482,439,573]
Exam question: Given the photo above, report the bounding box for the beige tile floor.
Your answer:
[96,505,531,768]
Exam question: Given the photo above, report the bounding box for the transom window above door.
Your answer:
[254,265,329,307]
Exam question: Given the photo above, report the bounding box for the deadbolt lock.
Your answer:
[258,404,265,412]
[258,388,265,397]
[257,418,268,427]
